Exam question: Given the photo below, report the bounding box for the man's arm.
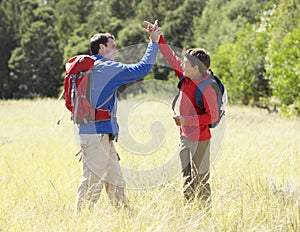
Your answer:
[111,42,159,85]
[96,26,160,94]
[112,23,161,85]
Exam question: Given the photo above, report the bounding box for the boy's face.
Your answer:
[182,57,199,79]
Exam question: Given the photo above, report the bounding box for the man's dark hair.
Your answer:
[90,33,115,55]
[185,48,210,75]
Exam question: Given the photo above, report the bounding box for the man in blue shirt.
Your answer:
[76,23,161,213]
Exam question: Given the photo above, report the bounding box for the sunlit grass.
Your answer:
[0,99,299,231]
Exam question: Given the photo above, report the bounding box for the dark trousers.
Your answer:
[179,136,211,204]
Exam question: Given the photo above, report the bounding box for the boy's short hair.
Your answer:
[90,33,115,55]
[185,48,210,75]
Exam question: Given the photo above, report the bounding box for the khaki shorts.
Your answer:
[79,134,125,187]
[76,134,129,212]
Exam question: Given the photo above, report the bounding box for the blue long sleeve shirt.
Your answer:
[78,42,159,139]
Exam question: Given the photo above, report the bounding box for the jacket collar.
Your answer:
[92,55,110,62]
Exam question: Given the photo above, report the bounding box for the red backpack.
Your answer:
[63,55,111,124]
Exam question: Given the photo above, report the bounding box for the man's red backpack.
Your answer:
[64,55,110,124]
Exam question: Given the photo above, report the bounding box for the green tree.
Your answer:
[55,0,93,48]
[135,0,179,23]
[266,0,300,116]
[211,43,236,103]
[0,0,24,98]
[1,0,299,110]
[212,4,274,106]
[231,25,270,105]
[0,6,12,98]
[193,0,265,53]
[1,0,22,40]
[162,0,205,48]
[108,0,141,20]
[8,4,63,98]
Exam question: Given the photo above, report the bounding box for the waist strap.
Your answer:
[75,108,111,124]
[95,108,111,121]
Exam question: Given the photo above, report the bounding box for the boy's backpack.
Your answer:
[64,55,111,124]
[172,69,227,128]
[194,70,227,128]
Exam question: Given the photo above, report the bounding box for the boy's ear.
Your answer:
[193,65,200,73]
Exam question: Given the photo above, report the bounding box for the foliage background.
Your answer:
[0,0,299,116]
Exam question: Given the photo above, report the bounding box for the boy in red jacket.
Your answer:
[144,21,218,207]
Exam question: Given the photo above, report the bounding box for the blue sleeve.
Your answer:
[92,42,158,108]
[108,42,158,87]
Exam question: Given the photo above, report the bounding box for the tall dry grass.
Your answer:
[0,98,299,231]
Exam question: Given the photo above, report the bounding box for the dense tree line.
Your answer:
[0,0,299,116]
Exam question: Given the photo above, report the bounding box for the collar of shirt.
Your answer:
[92,55,110,61]
[183,70,211,84]
[194,71,211,85]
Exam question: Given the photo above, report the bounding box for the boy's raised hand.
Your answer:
[143,20,159,34]
[146,20,161,43]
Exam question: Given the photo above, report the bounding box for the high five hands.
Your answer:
[144,20,186,127]
[144,20,162,43]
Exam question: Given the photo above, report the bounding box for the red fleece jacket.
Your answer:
[159,36,218,141]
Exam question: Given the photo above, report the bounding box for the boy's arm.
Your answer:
[158,36,184,79]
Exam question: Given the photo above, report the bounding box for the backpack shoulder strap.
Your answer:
[177,76,184,89]
[195,77,216,112]
[94,59,104,66]
[96,92,116,110]
[91,59,117,110]
[209,69,224,94]
[171,76,185,112]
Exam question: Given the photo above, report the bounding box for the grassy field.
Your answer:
[0,98,299,232]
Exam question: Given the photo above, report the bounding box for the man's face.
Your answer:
[102,38,117,61]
